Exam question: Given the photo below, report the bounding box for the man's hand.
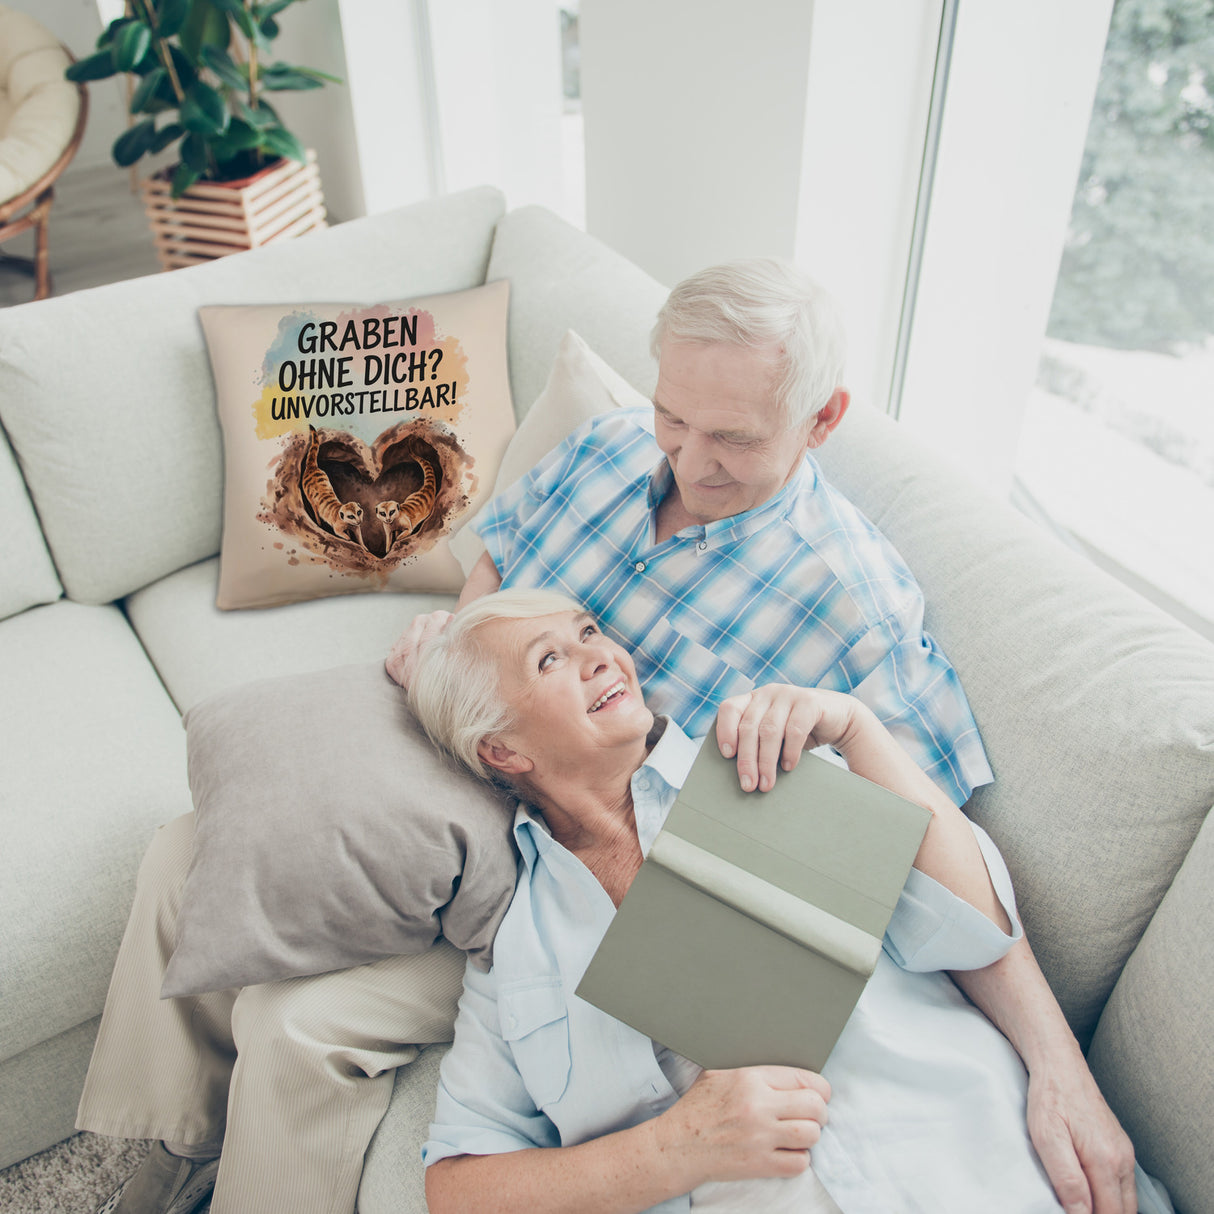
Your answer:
[1026,1061,1137,1214]
[715,684,859,792]
[385,610,453,689]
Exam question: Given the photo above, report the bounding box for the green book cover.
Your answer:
[575,743,932,1071]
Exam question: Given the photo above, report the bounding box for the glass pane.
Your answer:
[1015,0,1214,637]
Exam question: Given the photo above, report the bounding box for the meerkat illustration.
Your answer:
[374,499,400,551]
[302,426,366,548]
[397,455,438,536]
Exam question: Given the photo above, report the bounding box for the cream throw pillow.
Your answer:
[448,328,650,575]
[201,280,515,608]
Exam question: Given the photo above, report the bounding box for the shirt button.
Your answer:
[697,541,708,551]
[634,561,646,573]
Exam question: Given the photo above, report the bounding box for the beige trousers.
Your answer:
[76,814,466,1214]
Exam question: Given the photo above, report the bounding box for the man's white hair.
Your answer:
[407,588,586,781]
[650,258,847,429]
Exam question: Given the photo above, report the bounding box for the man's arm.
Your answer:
[717,684,1136,1214]
[385,553,500,688]
[458,549,503,606]
[951,941,1137,1214]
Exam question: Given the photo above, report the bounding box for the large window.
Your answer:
[1014,0,1214,636]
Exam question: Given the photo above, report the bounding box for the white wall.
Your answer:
[429,0,565,212]
[579,0,818,288]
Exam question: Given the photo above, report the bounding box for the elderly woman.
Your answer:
[407,588,1082,1214]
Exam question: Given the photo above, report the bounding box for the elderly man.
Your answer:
[389,260,1136,1214]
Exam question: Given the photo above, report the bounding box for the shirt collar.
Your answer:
[512,716,703,869]
[645,456,817,547]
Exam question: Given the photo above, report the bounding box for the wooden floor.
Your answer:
[0,162,163,308]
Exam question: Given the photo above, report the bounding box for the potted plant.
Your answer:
[66,0,340,268]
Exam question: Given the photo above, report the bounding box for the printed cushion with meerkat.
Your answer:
[200,280,514,608]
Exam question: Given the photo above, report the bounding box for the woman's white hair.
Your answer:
[407,588,586,781]
[650,258,847,429]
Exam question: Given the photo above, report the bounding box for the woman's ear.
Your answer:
[477,738,534,776]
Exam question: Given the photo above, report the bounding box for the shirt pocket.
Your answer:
[636,615,754,721]
[499,978,572,1110]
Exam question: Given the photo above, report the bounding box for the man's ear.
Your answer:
[477,738,534,777]
[806,388,850,450]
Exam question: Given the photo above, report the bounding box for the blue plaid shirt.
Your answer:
[474,407,992,805]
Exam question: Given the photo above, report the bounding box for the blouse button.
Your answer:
[634,561,646,573]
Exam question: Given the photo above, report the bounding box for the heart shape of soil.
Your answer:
[261,421,473,574]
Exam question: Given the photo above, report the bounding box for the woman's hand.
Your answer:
[385,610,453,688]
[715,684,861,792]
[654,1066,831,1185]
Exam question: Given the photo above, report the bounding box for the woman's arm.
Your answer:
[427,1065,830,1214]
[715,684,1010,931]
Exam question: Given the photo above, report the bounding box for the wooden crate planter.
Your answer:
[140,150,327,271]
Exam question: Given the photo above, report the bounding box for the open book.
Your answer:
[575,742,932,1071]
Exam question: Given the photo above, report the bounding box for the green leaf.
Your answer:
[180,131,210,172]
[66,50,119,83]
[293,65,343,85]
[112,119,157,167]
[210,0,257,39]
[129,66,168,113]
[155,0,192,40]
[150,122,185,153]
[181,81,230,135]
[259,125,305,163]
[171,162,201,197]
[112,20,152,72]
[221,118,263,150]
[200,44,249,90]
[255,0,297,19]
[259,63,323,91]
[234,96,278,129]
[180,0,231,63]
[259,15,279,40]
[96,17,128,50]
[167,45,198,91]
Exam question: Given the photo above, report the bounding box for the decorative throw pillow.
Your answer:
[161,662,519,998]
[448,328,649,575]
[200,280,514,609]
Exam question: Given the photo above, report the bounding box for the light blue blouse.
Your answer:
[424,721,1066,1212]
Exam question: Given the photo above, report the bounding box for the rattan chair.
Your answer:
[0,5,87,302]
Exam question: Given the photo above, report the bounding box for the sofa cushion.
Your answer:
[0,600,191,1063]
[359,1042,448,1214]
[163,663,517,996]
[200,281,514,608]
[0,186,506,606]
[1088,804,1214,1214]
[487,205,668,419]
[124,557,453,713]
[813,402,1214,1045]
[0,423,60,620]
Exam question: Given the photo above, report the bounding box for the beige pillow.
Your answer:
[200,281,515,609]
[162,662,519,998]
[449,328,649,575]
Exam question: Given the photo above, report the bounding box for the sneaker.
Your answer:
[96,1142,220,1214]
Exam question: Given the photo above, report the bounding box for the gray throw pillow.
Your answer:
[161,662,518,998]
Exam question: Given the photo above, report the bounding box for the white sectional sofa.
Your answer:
[1,186,1211,1213]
